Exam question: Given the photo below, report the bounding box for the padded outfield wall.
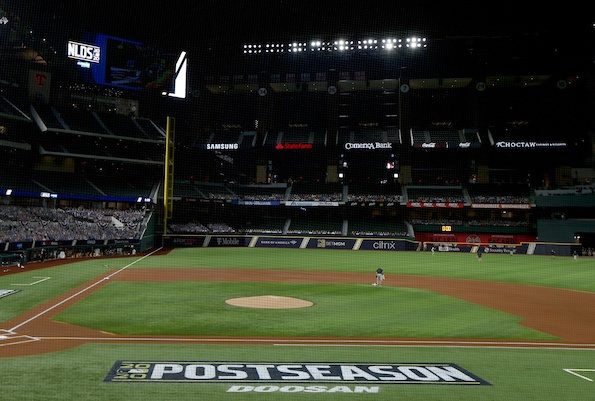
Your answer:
[163,234,581,256]
[163,235,419,251]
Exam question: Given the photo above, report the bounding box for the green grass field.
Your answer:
[55,281,553,339]
[138,248,595,291]
[1,248,593,401]
[1,344,594,401]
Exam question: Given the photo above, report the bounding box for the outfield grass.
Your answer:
[54,281,554,340]
[1,343,593,401]
[2,248,593,330]
[134,248,595,292]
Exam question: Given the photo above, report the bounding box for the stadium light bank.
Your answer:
[243,36,427,54]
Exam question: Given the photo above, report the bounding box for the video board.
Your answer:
[68,33,185,96]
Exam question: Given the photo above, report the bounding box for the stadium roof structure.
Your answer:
[7,1,592,52]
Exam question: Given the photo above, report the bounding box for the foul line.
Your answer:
[24,336,595,350]
[273,342,595,351]
[563,369,595,382]
[8,247,163,332]
[11,277,51,286]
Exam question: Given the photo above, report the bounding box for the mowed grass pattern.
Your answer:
[2,343,595,401]
[2,250,594,401]
[54,281,554,340]
[133,248,595,292]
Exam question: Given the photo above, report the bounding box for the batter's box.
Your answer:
[0,333,40,347]
[564,369,595,382]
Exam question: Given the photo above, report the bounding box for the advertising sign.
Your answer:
[106,361,489,385]
[344,142,393,150]
[306,238,356,250]
[359,240,418,251]
[207,236,251,247]
[255,237,303,248]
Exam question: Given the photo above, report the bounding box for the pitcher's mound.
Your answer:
[225,295,313,309]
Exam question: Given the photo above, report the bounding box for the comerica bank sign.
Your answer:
[344,142,393,150]
[67,41,101,63]
[106,361,489,390]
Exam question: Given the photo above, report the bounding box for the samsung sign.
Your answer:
[206,143,239,150]
[105,361,489,388]
[344,142,393,150]
[67,41,101,63]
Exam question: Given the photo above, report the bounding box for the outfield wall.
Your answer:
[163,235,418,251]
[162,234,580,256]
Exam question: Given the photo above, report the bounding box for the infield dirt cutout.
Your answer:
[225,295,314,309]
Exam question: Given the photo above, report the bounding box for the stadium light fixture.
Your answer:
[242,36,426,54]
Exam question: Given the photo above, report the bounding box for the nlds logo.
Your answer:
[67,41,101,63]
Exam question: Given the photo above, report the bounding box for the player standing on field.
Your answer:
[374,267,385,286]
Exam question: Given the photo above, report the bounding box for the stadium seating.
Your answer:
[407,187,465,203]
[0,205,147,242]
[348,218,408,237]
[287,217,343,236]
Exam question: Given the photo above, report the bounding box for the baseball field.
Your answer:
[1,247,594,400]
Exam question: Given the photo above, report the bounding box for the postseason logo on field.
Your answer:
[105,361,489,386]
[0,289,20,299]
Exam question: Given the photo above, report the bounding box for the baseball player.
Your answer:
[374,267,385,286]
[477,247,484,261]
